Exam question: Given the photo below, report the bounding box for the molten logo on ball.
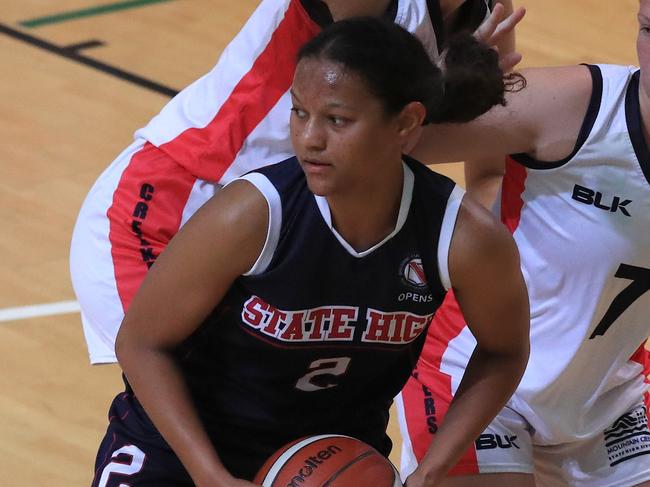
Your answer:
[287,445,341,486]
[255,434,402,486]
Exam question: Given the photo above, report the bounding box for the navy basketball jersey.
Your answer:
[164,156,463,477]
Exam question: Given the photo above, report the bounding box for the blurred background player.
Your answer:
[69,0,521,365]
[398,1,650,485]
[90,18,529,487]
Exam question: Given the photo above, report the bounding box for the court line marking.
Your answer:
[20,0,174,28]
[0,22,178,98]
[0,301,80,322]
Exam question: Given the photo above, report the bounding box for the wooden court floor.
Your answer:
[0,0,639,485]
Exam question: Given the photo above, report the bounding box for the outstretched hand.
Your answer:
[473,3,526,72]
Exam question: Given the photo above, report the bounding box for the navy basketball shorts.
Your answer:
[91,392,194,487]
[91,391,313,485]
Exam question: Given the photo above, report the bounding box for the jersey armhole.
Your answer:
[233,173,282,276]
[437,185,465,290]
[510,64,603,170]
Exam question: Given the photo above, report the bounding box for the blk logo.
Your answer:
[475,434,520,450]
[572,184,631,217]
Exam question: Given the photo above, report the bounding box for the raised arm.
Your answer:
[115,180,268,487]
[464,0,519,208]
[406,194,530,486]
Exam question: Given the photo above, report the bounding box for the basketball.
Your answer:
[254,434,403,487]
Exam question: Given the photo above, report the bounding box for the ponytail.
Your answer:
[428,33,526,124]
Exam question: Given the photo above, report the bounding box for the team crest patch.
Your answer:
[604,405,650,467]
[401,257,427,289]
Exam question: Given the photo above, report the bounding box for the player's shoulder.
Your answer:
[453,193,517,268]
[505,65,595,131]
[518,65,593,93]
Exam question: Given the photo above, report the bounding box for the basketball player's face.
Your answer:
[290,57,405,196]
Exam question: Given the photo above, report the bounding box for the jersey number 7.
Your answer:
[589,263,650,339]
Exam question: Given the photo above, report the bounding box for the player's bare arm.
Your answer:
[463,63,595,206]
[115,180,267,487]
[463,0,518,208]
[412,65,594,165]
[406,194,530,487]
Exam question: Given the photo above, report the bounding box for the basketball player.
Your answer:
[69,0,522,365]
[398,2,650,486]
[90,18,529,487]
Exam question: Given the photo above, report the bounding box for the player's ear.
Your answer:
[396,101,426,137]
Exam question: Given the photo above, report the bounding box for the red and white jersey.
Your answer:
[71,0,457,364]
[434,64,650,444]
[134,0,445,184]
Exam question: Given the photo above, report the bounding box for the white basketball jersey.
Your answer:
[497,64,650,443]
[134,0,441,185]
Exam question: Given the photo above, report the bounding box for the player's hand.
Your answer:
[403,467,443,487]
[473,3,526,72]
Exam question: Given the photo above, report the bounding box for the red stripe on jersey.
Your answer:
[159,0,321,181]
[107,143,197,312]
[630,343,650,407]
[500,156,527,233]
[407,157,527,472]
[407,291,479,474]
[420,292,465,370]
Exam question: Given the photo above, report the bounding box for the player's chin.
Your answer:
[302,167,336,196]
[305,177,332,197]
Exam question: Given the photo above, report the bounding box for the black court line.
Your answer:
[0,22,178,98]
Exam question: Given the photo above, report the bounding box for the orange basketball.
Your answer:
[254,434,403,487]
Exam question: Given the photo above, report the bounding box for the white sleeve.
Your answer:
[229,173,282,276]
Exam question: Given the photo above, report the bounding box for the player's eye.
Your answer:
[329,116,348,127]
[290,107,307,119]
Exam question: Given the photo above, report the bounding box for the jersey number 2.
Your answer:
[589,264,650,339]
[97,445,145,487]
[295,357,351,392]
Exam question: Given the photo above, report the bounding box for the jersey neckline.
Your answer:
[313,162,414,258]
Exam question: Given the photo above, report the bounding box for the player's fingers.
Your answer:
[491,7,526,45]
[473,2,505,44]
[499,52,523,73]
